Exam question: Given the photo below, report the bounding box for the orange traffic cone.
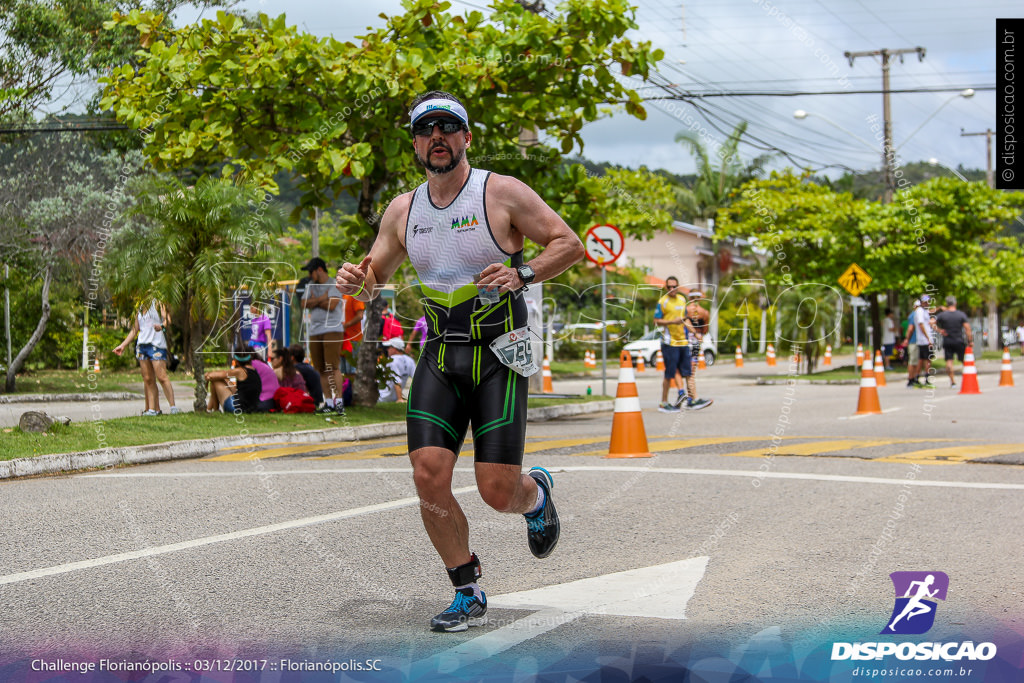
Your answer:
[766,343,776,366]
[656,349,665,371]
[855,356,882,415]
[792,348,801,367]
[874,349,887,387]
[856,344,864,368]
[959,346,981,394]
[583,350,593,370]
[698,349,707,370]
[999,348,1014,387]
[542,357,554,393]
[93,356,100,373]
[607,350,654,459]
[636,353,646,373]
[734,346,744,368]
[824,345,833,366]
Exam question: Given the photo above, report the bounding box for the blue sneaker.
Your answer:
[525,467,560,559]
[430,588,487,632]
[672,390,689,408]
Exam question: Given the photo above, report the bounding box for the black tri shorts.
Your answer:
[407,341,527,465]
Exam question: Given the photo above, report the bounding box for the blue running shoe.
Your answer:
[430,588,487,632]
[525,467,560,558]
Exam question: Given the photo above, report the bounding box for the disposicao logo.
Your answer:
[831,571,997,663]
[882,571,948,635]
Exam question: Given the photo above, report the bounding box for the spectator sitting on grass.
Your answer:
[289,343,325,407]
[271,347,308,392]
[204,348,267,413]
[251,353,281,411]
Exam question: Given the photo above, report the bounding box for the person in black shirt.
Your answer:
[204,348,262,413]
[934,295,973,387]
[289,343,325,407]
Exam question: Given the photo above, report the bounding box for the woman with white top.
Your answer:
[114,299,179,415]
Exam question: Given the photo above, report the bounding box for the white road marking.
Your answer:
[87,466,1024,490]
[555,466,1024,491]
[0,486,478,586]
[841,407,903,420]
[419,557,709,675]
[84,469,413,478]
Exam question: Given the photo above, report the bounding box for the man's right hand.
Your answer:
[336,256,372,296]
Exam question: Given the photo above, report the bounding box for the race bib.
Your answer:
[489,327,540,377]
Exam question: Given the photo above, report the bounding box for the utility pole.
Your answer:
[845,47,925,356]
[961,128,994,188]
[961,128,999,351]
[844,47,926,204]
[311,206,320,258]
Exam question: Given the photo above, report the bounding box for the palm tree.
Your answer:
[104,175,283,411]
[675,120,772,220]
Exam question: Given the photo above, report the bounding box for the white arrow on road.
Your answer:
[417,556,709,676]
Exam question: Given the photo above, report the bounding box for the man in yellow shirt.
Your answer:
[654,277,694,412]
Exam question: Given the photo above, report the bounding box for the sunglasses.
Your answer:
[412,117,466,137]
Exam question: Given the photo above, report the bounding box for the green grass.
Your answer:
[4,368,148,394]
[550,360,588,375]
[1,396,604,461]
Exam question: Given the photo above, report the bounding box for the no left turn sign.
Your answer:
[584,224,624,266]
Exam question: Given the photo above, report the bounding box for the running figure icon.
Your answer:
[882,571,949,635]
[887,574,938,632]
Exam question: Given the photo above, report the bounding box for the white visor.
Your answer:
[409,98,469,127]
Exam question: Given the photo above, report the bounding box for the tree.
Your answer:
[0,133,145,391]
[100,0,665,404]
[0,0,234,119]
[717,171,1024,370]
[103,175,284,411]
[674,120,772,221]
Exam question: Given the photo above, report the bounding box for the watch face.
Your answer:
[518,265,536,284]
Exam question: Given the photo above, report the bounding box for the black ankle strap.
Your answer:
[446,553,482,587]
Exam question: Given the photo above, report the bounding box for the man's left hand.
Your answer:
[477,263,523,293]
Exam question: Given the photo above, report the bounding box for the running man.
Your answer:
[683,290,713,410]
[654,277,693,412]
[335,91,584,632]
[887,574,939,632]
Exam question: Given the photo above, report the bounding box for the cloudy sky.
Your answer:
[174,0,1008,179]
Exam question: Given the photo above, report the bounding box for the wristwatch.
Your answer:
[516,264,536,290]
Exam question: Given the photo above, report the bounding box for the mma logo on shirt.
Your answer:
[451,215,480,231]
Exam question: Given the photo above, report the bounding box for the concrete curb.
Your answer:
[526,399,613,421]
[0,400,613,481]
[0,392,143,404]
[755,378,860,386]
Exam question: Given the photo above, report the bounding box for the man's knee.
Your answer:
[478,479,517,512]
[411,450,455,495]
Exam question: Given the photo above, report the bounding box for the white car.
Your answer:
[622,330,717,368]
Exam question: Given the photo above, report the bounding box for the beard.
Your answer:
[415,142,465,174]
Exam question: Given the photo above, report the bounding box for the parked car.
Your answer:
[622,330,717,367]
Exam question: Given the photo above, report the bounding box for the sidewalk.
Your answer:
[0,380,192,428]
[0,399,614,480]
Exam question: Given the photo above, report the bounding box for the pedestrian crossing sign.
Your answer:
[839,263,871,297]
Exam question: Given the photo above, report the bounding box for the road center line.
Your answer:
[0,486,478,586]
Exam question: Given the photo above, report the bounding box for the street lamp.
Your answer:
[793,109,879,153]
[896,89,974,152]
[927,157,969,182]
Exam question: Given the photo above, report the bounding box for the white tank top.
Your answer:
[136,302,167,348]
[405,168,526,343]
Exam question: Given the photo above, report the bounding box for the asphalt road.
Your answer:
[1,355,1022,682]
